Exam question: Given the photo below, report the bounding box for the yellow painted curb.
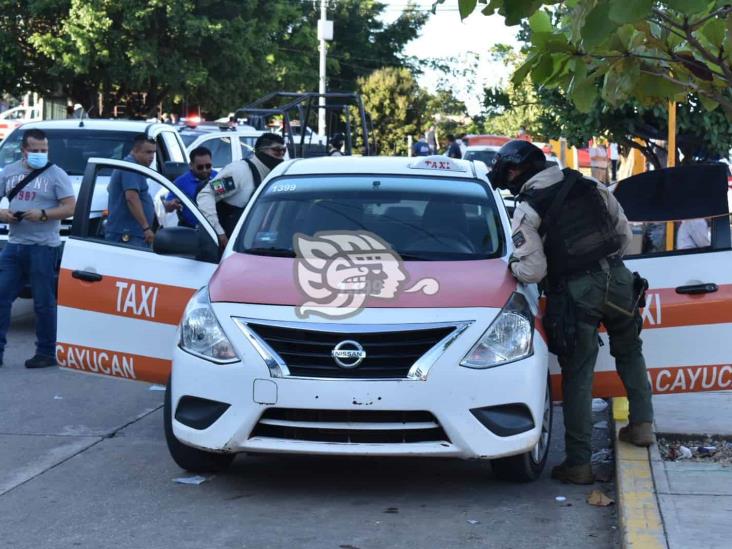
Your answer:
[613,403,667,549]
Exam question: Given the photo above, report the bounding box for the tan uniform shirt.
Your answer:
[197,155,270,236]
[509,167,633,284]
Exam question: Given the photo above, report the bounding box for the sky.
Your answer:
[380,0,521,115]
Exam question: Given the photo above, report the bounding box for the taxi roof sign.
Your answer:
[408,156,468,172]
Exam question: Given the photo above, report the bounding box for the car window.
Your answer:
[625,218,717,256]
[203,136,233,167]
[0,129,139,175]
[240,142,254,159]
[179,131,202,147]
[240,136,257,148]
[236,175,504,261]
[464,150,497,167]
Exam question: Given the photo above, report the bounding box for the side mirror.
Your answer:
[163,161,188,182]
[153,226,220,263]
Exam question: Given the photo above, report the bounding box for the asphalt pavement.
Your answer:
[0,303,619,549]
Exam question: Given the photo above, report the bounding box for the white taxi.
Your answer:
[56,156,732,481]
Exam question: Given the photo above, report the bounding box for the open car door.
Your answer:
[56,158,220,384]
[577,164,732,398]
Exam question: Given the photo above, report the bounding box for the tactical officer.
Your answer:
[489,140,654,485]
[328,133,344,156]
[197,132,286,248]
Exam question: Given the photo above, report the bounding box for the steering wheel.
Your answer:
[405,229,475,254]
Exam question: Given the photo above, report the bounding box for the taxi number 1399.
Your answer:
[272,184,296,192]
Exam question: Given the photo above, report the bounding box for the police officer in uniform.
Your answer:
[489,140,654,485]
[197,133,286,248]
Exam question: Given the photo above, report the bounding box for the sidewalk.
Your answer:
[615,392,732,548]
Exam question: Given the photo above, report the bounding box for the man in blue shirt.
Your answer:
[445,134,462,159]
[412,135,431,157]
[105,134,157,247]
[163,146,217,228]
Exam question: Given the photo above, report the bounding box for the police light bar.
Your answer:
[409,156,467,172]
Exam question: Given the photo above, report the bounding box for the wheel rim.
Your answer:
[530,382,551,464]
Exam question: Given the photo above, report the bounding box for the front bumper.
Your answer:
[171,305,549,460]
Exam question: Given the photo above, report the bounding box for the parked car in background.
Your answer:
[184,127,262,171]
[463,145,500,170]
[0,105,43,141]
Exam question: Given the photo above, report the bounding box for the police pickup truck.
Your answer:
[0,119,188,295]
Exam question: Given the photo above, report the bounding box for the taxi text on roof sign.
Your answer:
[409,156,467,172]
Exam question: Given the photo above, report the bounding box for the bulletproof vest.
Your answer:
[520,171,621,279]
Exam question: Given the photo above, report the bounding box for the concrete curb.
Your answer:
[612,399,668,549]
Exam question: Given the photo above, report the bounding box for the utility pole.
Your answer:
[317,0,333,138]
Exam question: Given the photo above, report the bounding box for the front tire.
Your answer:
[164,378,234,473]
[491,374,553,482]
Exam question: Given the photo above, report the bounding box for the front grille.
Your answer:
[247,323,454,379]
[250,408,450,443]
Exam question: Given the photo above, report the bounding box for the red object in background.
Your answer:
[465,134,511,147]
[577,148,591,167]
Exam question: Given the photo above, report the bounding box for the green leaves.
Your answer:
[528,10,552,33]
[664,0,714,14]
[458,0,478,19]
[581,1,619,49]
[608,0,654,24]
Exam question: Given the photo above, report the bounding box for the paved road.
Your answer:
[0,305,618,548]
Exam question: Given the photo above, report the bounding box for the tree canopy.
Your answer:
[358,67,431,155]
[2,0,426,118]
[442,0,732,117]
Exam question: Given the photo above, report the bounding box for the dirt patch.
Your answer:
[657,435,732,465]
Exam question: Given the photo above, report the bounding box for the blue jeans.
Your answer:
[0,243,60,358]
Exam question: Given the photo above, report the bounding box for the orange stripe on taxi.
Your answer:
[56,342,171,384]
[540,284,732,331]
[552,363,732,400]
[57,268,195,326]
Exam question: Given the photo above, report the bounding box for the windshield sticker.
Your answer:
[293,231,439,319]
[255,231,278,244]
[271,183,297,193]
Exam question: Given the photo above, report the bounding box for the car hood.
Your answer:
[208,253,516,308]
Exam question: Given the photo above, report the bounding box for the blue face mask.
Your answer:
[27,152,48,170]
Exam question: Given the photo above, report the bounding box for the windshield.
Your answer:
[236,175,504,261]
[464,150,497,168]
[0,129,139,175]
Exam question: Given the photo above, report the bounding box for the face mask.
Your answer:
[26,152,48,170]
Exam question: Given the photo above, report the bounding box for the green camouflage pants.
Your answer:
[560,264,654,465]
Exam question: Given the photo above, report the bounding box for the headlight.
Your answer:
[461,292,534,369]
[179,288,239,363]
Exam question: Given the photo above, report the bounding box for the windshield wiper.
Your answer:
[394,252,437,261]
[244,247,296,257]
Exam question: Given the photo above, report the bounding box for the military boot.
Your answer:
[618,422,655,447]
[550,461,594,485]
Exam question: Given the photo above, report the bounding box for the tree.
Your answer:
[536,87,732,168]
[357,67,430,155]
[2,1,427,118]
[323,1,428,92]
[442,0,732,117]
[28,0,314,117]
[481,45,546,138]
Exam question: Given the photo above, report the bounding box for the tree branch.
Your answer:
[640,68,732,112]
[688,6,732,32]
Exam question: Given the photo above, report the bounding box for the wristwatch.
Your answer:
[40,209,48,222]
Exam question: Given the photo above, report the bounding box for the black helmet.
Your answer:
[330,133,344,148]
[488,140,547,193]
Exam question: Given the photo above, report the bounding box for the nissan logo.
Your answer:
[331,340,366,369]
